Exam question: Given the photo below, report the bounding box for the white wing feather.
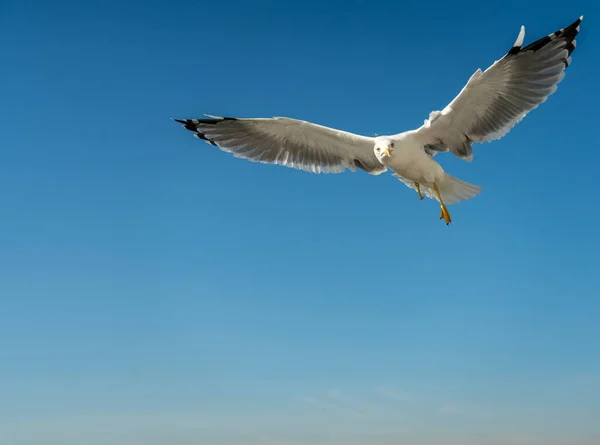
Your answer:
[175,116,386,175]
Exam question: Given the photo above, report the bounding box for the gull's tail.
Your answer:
[393,173,482,205]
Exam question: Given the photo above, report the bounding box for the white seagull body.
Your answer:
[176,16,583,224]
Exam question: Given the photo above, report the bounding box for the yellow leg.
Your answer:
[433,183,452,225]
[414,182,424,200]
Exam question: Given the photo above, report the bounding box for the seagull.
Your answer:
[175,16,583,225]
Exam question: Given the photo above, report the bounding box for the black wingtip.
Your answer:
[175,118,204,132]
[174,116,240,146]
[174,117,229,146]
[505,15,583,66]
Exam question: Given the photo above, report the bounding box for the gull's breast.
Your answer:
[388,141,444,185]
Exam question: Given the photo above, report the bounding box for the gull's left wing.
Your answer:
[415,16,583,161]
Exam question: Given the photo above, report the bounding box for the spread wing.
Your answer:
[175,116,386,175]
[416,16,583,161]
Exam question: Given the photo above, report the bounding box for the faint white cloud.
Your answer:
[297,395,319,405]
[374,386,411,402]
[437,403,462,414]
[3,406,599,445]
[298,388,408,423]
[327,389,343,400]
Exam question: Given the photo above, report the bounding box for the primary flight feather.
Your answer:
[175,16,583,225]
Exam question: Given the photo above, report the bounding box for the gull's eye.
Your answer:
[390,143,395,148]
[376,147,381,152]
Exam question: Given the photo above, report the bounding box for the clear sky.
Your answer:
[1,1,599,444]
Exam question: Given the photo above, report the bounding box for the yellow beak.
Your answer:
[383,148,392,157]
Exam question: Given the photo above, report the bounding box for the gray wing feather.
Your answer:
[175,116,386,175]
[416,16,583,161]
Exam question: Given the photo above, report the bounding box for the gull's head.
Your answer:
[374,139,395,161]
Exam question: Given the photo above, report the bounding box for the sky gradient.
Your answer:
[1,1,599,444]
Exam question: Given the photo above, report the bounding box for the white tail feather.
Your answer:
[393,173,482,205]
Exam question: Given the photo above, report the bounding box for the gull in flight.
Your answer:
[175,16,583,225]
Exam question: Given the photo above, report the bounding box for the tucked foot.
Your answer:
[414,182,424,200]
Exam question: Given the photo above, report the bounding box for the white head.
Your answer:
[373,138,395,162]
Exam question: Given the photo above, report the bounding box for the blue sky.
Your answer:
[1,0,599,444]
